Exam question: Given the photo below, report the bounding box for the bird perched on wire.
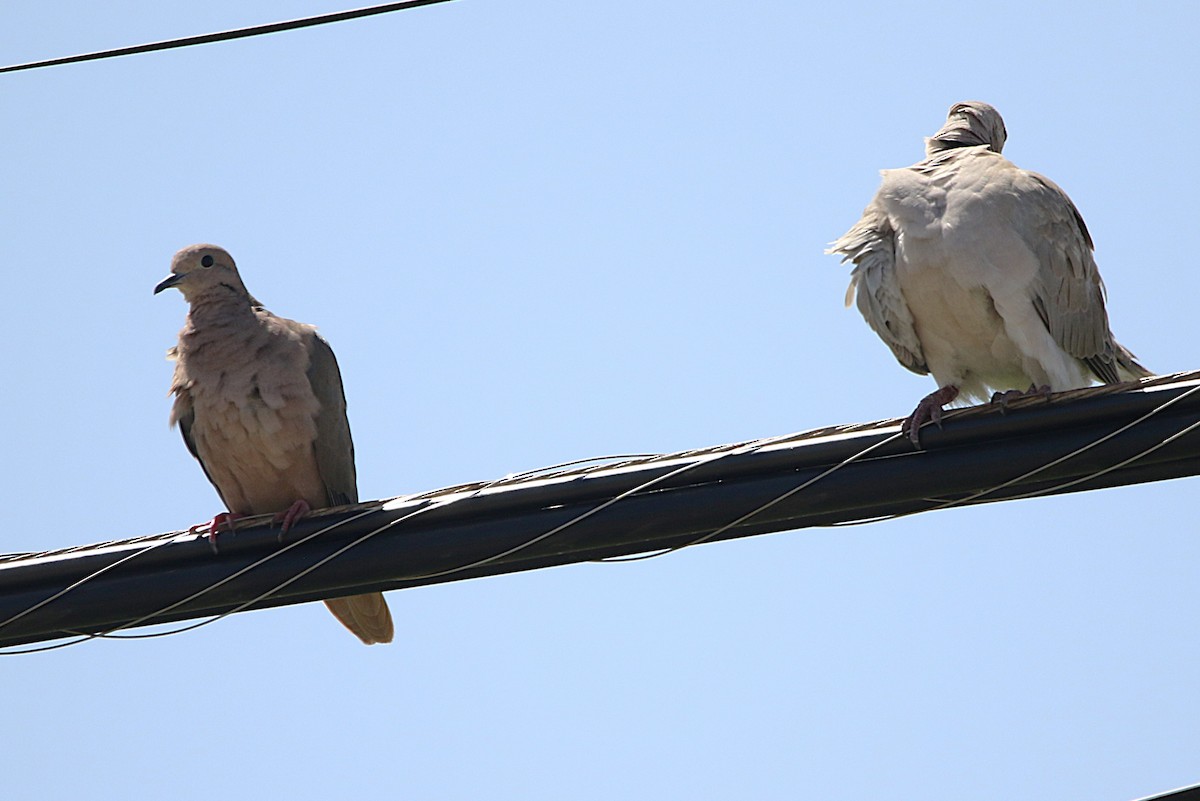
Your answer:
[155,244,394,644]
[829,100,1150,445]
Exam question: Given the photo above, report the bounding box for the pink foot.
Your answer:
[274,499,312,539]
[901,385,960,448]
[189,511,244,554]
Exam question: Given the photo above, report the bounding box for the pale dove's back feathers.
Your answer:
[829,101,1149,404]
[157,244,394,645]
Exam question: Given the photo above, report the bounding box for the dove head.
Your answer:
[925,101,1007,157]
[154,244,256,305]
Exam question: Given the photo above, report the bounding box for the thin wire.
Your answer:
[1,457,587,649]
[598,430,907,562]
[491,454,663,484]
[90,382,1200,619]
[44,444,781,643]
[0,537,176,633]
[975,393,1200,504]
[0,417,935,643]
[4,382,1193,651]
[0,431,839,650]
[89,508,384,639]
[819,383,1200,529]
[0,509,382,650]
[163,432,804,601]
[0,537,186,654]
[0,634,94,655]
[89,387,1198,640]
[601,382,1200,559]
[0,0,456,75]
[393,453,735,580]
[924,383,1200,512]
[76,469,525,642]
[340,430,811,580]
[120,444,778,632]
[846,382,1200,526]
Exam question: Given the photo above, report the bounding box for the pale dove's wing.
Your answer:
[829,206,929,376]
[1017,172,1151,384]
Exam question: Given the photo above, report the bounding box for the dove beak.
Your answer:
[154,273,183,295]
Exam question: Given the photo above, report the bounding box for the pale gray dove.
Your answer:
[829,100,1150,445]
[155,244,394,644]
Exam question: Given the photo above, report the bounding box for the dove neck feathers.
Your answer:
[182,284,263,323]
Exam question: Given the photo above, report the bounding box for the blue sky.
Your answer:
[2,2,1198,799]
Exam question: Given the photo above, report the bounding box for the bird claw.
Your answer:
[274,499,312,542]
[990,384,1052,413]
[188,502,311,551]
[189,512,244,554]
[901,385,960,448]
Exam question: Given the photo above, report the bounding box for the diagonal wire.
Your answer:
[596,430,908,562]
[825,382,1200,527]
[0,0,457,75]
[0,537,178,633]
[601,381,1200,557]
[86,453,670,639]
[0,432,829,650]
[2,379,1195,652]
[17,457,561,647]
[0,455,663,651]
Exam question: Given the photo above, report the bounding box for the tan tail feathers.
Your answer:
[324,592,394,645]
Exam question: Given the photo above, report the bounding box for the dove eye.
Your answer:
[200,255,214,268]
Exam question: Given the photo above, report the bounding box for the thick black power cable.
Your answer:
[2,373,1197,650]
[0,0,456,75]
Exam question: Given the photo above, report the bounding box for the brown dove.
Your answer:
[829,101,1150,445]
[155,244,394,644]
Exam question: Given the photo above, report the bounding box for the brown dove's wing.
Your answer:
[305,331,358,506]
[829,207,929,375]
[174,384,235,511]
[1019,172,1150,383]
[305,330,394,645]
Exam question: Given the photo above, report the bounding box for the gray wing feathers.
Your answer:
[1022,174,1147,384]
[306,332,358,506]
[829,211,928,375]
[1114,343,1153,380]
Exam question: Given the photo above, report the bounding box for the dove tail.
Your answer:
[324,593,395,645]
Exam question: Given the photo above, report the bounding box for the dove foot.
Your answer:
[990,384,1053,412]
[189,512,244,554]
[902,385,960,448]
[275,499,312,541]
